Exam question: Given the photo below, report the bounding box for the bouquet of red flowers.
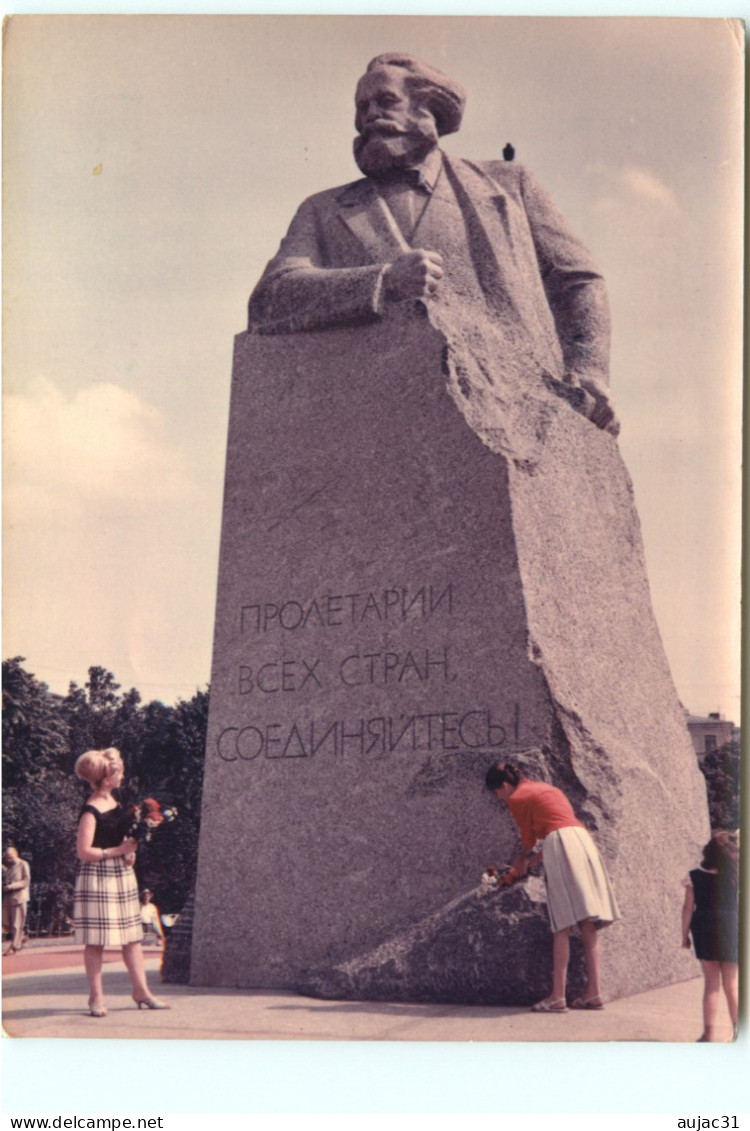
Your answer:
[479,864,519,893]
[127,797,178,843]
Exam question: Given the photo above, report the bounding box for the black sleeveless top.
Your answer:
[79,803,130,849]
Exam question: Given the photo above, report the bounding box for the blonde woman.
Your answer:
[74,747,169,1016]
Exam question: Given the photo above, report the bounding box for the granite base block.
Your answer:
[191,309,708,1004]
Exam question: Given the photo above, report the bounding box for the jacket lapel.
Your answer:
[335,179,411,260]
[331,156,521,265]
[441,154,520,255]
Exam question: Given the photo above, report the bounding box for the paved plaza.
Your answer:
[1,943,736,1043]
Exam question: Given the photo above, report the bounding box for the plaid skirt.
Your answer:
[542,826,621,933]
[74,857,143,946]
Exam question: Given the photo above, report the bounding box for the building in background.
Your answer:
[685,711,737,759]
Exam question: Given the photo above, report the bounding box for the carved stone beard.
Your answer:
[353,115,439,179]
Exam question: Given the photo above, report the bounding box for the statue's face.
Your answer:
[354,68,414,138]
[353,66,439,177]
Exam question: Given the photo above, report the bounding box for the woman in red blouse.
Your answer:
[486,760,620,1013]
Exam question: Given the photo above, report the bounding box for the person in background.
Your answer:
[2,846,31,955]
[682,831,739,1041]
[140,889,166,948]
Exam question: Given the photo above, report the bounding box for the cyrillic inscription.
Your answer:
[217,707,512,761]
[238,647,454,695]
[239,583,453,634]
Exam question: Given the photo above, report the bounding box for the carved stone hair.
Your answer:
[364,52,467,136]
[485,760,523,791]
[75,746,123,788]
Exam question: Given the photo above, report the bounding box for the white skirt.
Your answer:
[541,826,621,932]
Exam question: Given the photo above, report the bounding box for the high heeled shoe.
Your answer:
[132,994,170,1010]
[88,999,107,1018]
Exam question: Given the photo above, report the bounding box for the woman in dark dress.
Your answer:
[681,831,739,1041]
[74,747,169,1017]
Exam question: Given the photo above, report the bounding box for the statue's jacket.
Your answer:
[247,153,611,389]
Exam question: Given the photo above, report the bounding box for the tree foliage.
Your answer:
[2,657,208,932]
[699,740,740,833]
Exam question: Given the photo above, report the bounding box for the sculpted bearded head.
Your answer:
[353,53,467,178]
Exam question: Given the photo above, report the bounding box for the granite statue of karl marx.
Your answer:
[248,52,617,435]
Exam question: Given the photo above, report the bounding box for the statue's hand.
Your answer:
[384,249,444,302]
[566,372,620,437]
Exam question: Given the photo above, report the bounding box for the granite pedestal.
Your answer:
[189,307,707,1003]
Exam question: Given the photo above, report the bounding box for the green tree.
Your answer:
[127,690,209,913]
[2,657,69,787]
[63,666,133,758]
[2,658,79,933]
[700,740,740,832]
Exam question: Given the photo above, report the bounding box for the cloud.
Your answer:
[3,378,215,702]
[3,379,192,513]
[620,167,679,208]
[588,163,680,214]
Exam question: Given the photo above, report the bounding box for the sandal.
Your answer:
[530,997,568,1013]
[570,995,604,1010]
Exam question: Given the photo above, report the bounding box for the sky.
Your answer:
[2,15,743,722]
